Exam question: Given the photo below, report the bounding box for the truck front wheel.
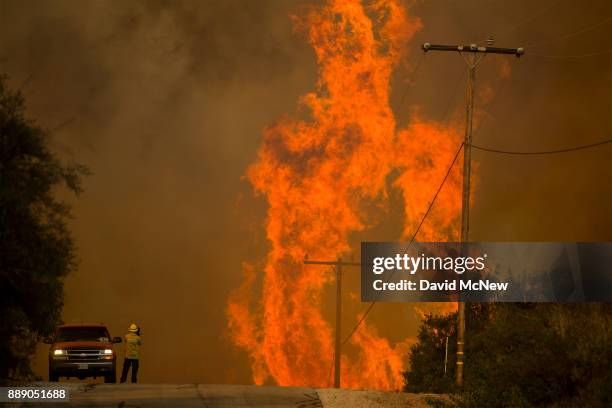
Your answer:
[49,368,59,382]
[104,372,116,383]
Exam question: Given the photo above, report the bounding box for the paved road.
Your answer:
[6,384,323,408]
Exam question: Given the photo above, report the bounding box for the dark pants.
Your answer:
[120,358,139,383]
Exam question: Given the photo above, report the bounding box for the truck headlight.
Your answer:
[53,349,65,355]
[103,349,113,355]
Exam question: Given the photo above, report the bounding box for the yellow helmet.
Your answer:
[129,323,139,333]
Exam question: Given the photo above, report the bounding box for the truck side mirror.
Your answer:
[112,337,122,344]
[42,337,53,344]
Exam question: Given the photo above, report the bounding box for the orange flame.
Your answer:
[394,118,463,242]
[227,0,463,389]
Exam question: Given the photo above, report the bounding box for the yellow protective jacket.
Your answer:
[124,332,142,359]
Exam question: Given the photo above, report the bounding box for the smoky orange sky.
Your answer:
[1,0,611,385]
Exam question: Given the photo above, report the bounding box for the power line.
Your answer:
[49,117,76,134]
[527,49,612,58]
[470,139,612,155]
[397,56,462,127]
[472,59,521,142]
[524,15,612,48]
[437,69,465,124]
[496,0,565,38]
[397,52,426,110]
[340,141,465,347]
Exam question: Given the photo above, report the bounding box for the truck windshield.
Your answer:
[56,327,110,342]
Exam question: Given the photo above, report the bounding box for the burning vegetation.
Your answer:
[228,0,463,389]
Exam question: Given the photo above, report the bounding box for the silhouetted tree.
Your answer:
[0,75,87,381]
[404,312,457,393]
[405,304,612,407]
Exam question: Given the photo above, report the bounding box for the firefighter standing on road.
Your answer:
[120,323,142,383]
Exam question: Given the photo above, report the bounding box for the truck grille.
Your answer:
[65,348,106,360]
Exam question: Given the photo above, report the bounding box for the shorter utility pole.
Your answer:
[304,256,360,388]
[421,41,524,387]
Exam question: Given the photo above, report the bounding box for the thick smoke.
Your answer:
[1,0,610,384]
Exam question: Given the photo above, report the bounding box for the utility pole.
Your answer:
[421,42,524,387]
[304,257,360,388]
